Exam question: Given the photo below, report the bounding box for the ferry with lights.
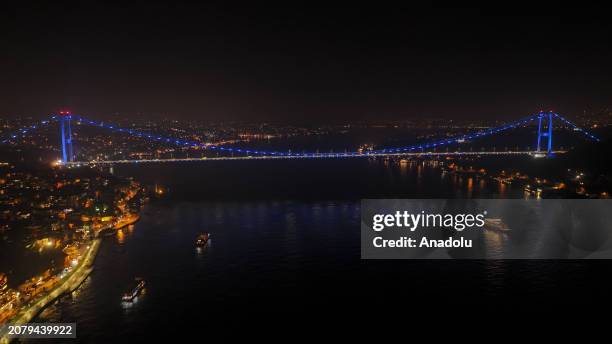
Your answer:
[122,278,145,302]
[196,233,210,246]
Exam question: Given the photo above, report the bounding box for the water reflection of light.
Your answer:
[399,159,408,176]
[196,241,211,256]
[467,177,473,198]
[483,228,507,259]
[122,289,146,309]
[117,229,125,244]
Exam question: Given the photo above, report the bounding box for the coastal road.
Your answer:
[0,239,101,344]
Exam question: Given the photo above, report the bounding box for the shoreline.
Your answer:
[114,214,140,230]
[0,238,102,344]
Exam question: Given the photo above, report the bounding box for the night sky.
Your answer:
[2,3,612,122]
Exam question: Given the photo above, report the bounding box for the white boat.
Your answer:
[122,278,145,302]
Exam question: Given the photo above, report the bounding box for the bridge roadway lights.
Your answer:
[531,152,547,158]
[64,151,569,166]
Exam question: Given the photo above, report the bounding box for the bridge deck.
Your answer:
[65,150,567,165]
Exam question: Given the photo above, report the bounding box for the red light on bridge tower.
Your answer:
[58,110,72,116]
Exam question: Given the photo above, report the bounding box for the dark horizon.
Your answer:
[2,3,612,122]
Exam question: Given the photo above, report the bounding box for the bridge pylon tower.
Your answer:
[59,111,74,163]
[536,110,554,156]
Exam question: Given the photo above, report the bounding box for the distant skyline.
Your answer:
[2,3,612,122]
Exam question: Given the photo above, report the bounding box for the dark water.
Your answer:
[31,158,612,340]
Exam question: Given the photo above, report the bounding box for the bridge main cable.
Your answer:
[553,113,600,142]
[0,112,601,157]
[0,118,54,144]
[67,113,553,157]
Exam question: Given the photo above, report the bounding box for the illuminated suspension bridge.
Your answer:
[0,111,601,165]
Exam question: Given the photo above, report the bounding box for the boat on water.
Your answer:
[196,233,210,246]
[122,278,145,302]
[484,218,511,232]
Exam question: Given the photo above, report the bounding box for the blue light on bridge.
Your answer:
[0,112,602,163]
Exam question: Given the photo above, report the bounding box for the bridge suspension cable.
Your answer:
[0,112,602,159]
[0,118,54,144]
[67,112,599,157]
[50,112,590,158]
[553,113,600,141]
